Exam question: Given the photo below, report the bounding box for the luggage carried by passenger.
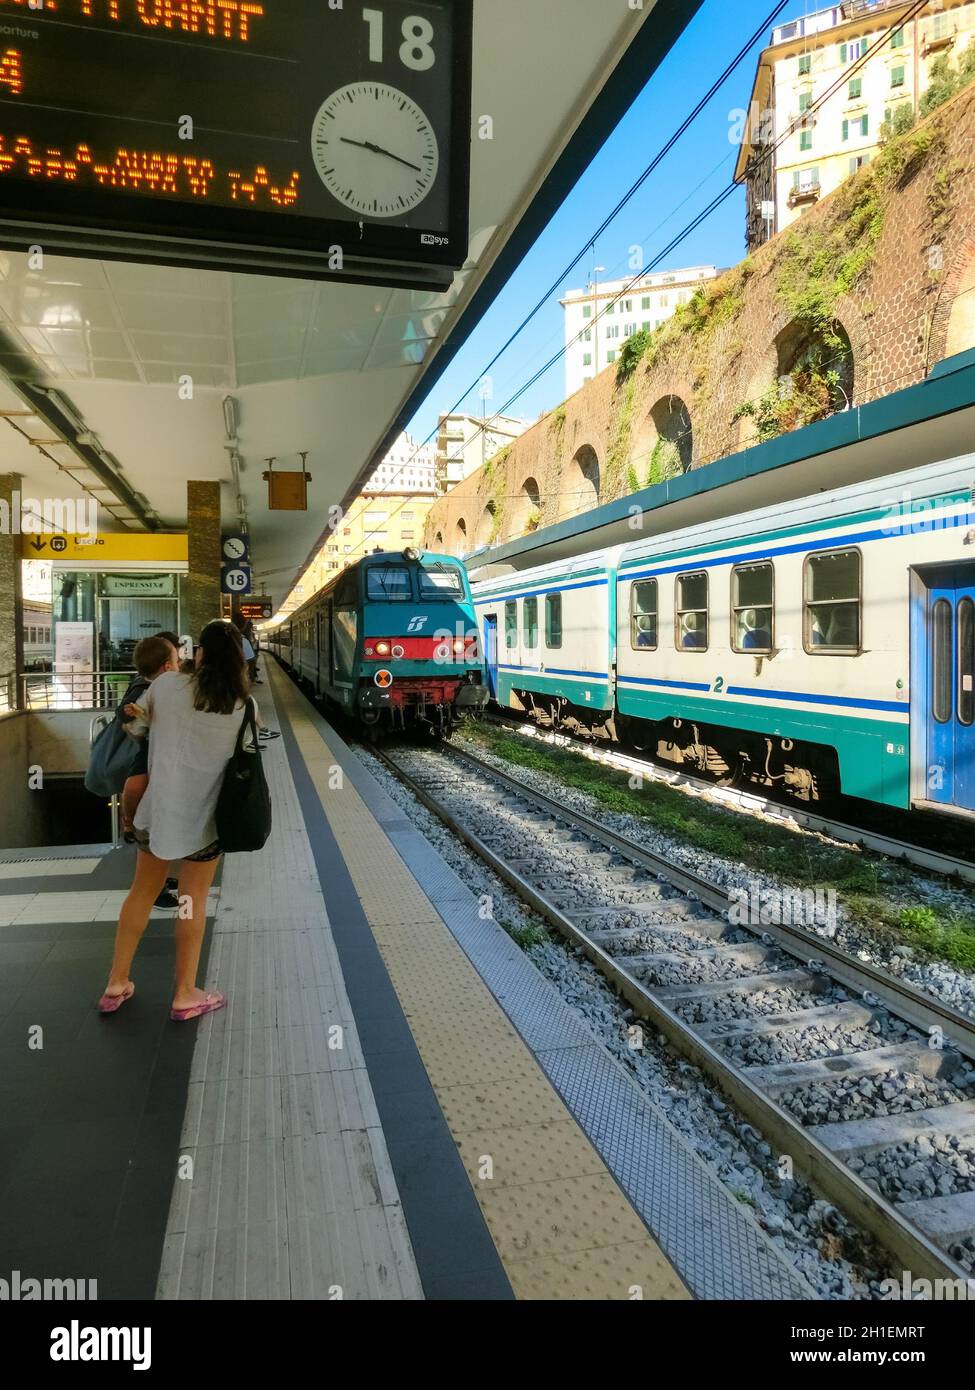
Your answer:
[215,697,272,853]
[84,695,146,798]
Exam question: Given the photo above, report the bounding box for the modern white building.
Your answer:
[435,412,532,494]
[561,266,721,398]
[360,430,437,496]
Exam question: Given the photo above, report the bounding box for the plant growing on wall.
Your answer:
[734,344,844,443]
[524,508,540,533]
[646,437,683,486]
[603,375,636,498]
[615,329,651,382]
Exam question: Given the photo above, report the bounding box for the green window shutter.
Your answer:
[800,130,812,151]
[793,170,800,189]
[842,117,849,140]
[840,43,847,63]
[798,54,811,75]
[891,65,904,87]
[862,112,868,135]
[849,77,862,99]
[799,91,811,112]
[892,27,904,49]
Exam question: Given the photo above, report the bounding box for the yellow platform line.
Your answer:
[273,668,689,1301]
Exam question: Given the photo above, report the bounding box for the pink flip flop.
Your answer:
[170,991,226,1023]
[98,984,135,1014]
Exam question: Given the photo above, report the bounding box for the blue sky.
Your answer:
[406,0,786,442]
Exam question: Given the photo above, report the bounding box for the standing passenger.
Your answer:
[98,620,258,1021]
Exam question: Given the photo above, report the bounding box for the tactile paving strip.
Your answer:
[273,670,690,1301]
[299,692,817,1302]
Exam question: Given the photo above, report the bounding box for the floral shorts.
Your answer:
[133,830,222,863]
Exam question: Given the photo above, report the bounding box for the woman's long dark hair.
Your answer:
[192,619,250,714]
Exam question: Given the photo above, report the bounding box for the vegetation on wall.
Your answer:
[524,508,541,533]
[646,437,683,486]
[603,375,637,497]
[615,329,651,382]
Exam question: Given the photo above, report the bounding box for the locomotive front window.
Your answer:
[505,601,518,650]
[732,563,774,653]
[675,572,708,651]
[630,580,658,651]
[545,594,563,650]
[366,566,412,602]
[804,550,861,652]
[959,597,974,727]
[419,564,465,598]
[523,597,538,649]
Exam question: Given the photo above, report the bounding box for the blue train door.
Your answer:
[482,614,498,699]
[917,566,975,813]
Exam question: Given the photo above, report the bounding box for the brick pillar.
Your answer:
[185,481,221,642]
[0,474,23,709]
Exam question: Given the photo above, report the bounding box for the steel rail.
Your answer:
[370,740,974,1290]
[483,713,975,887]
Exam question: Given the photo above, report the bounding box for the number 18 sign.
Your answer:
[221,566,252,595]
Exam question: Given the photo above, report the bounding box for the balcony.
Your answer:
[788,181,822,208]
[922,30,956,57]
[841,0,901,18]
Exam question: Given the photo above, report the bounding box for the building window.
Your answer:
[630,579,658,651]
[607,350,617,363]
[606,324,620,339]
[933,13,949,40]
[624,299,632,312]
[841,39,867,64]
[583,328,592,342]
[623,323,637,338]
[850,153,869,173]
[401,511,414,520]
[523,596,538,650]
[642,321,651,332]
[804,549,861,652]
[676,572,708,651]
[848,77,862,99]
[793,165,820,190]
[799,90,812,112]
[799,128,813,151]
[583,304,592,318]
[401,532,414,541]
[798,53,811,75]
[842,114,868,140]
[732,563,774,653]
[890,64,905,88]
[606,301,615,314]
[504,600,517,650]
[641,296,651,309]
[545,593,562,649]
[891,26,905,49]
[659,294,669,308]
[583,353,592,367]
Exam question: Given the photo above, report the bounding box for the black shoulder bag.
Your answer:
[215,698,272,853]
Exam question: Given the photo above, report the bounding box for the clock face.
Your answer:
[311,82,440,219]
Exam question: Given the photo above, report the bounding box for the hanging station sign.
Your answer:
[99,573,177,598]
[0,0,473,289]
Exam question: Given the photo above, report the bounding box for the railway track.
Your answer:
[369,738,975,1289]
[481,713,975,887]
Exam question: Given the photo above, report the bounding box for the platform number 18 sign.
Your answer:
[222,566,252,596]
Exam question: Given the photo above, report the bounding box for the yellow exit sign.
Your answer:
[21,533,188,563]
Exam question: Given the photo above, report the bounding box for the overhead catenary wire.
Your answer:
[284,0,932,603]
[277,1,795,601]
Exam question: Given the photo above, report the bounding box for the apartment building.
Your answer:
[435,412,532,493]
[734,0,975,249]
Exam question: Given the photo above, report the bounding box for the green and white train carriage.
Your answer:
[472,453,975,817]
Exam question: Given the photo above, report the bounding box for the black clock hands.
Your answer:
[339,136,423,174]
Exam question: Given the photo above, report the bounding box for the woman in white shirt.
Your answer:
[99,619,255,1022]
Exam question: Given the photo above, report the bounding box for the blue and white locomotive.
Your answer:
[266,549,489,736]
[472,454,975,819]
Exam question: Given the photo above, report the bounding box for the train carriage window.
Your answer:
[933,599,951,723]
[959,597,974,727]
[523,597,538,649]
[675,572,708,651]
[505,600,517,650]
[804,550,861,653]
[732,563,774,653]
[418,563,464,598]
[366,565,411,601]
[545,593,563,649]
[630,579,658,650]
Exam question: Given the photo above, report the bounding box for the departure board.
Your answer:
[0,0,472,286]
